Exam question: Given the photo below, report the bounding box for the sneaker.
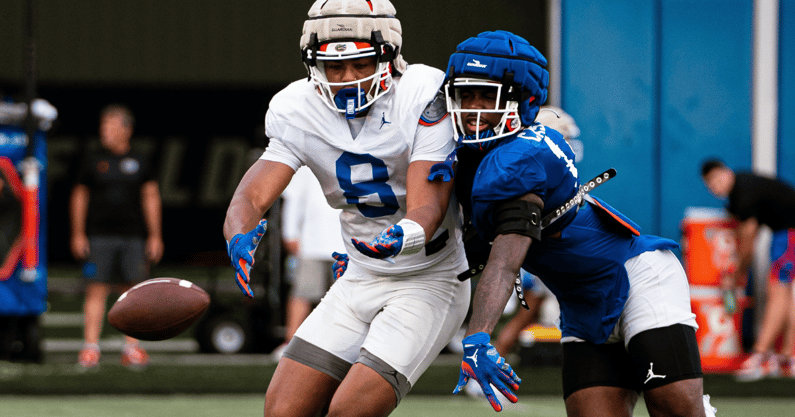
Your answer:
[768,354,782,378]
[78,344,100,369]
[734,352,779,382]
[121,344,149,369]
[786,356,795,378]
[703,394,717,417]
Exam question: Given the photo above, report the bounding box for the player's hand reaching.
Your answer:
[226,219,267,298]
[331,252,349,280]
[453,332,521,412]
[351,224,405,260]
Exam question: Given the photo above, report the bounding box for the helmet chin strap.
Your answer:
[334,87,368,119]
[462,128,498,151]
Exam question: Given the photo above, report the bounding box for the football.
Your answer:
[108,277,210,341]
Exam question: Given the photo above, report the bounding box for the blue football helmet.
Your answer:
[444,31,550,149]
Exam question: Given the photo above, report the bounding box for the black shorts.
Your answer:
[82,236,149,283]
[561,324,702,399]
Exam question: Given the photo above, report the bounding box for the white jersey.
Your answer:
[262,64,467,275]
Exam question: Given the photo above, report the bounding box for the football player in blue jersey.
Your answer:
[439,31,714,416]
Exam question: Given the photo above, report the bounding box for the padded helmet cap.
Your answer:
[301,0,407,74]
[446,30,549,125]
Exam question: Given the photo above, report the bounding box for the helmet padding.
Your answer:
[301,0,407,74]
[445,30,549,126]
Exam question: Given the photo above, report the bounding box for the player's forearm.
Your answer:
[404,161,455,243]
[404,205,446,244]
[224,197,267,241]
[224,160,295,240]
[69,185,89,237]
[141,181,163,238]
[466,233,533,336]
[467,265,517,336]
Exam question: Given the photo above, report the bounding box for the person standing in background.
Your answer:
[70,104,163,369]
[701,159,795,381]
[275,166,346,358]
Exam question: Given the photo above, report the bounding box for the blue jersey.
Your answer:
[457,123,678,343]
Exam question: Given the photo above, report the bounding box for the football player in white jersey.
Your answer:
[223,1,469,415]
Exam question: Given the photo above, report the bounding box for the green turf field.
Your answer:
[9,271,795,416]
[2,394,795,417]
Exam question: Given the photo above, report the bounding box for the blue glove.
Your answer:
[226,219,267,298]
[332,252,349,280]
[453,332,521,412]
[351,224,404,259]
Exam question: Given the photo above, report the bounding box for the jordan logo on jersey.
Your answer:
[380,112,391,129]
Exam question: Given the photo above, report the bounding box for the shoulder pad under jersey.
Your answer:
[419,90,448,126]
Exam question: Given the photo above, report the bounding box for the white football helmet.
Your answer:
[300,0,407,118]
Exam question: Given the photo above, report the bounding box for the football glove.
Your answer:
[351,224,404,260]
[226,219,267,298]
[453,332,521,412]
[332,252,349,280]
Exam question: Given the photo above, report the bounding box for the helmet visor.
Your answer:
[309,42,392,118]
[445,77,521,145]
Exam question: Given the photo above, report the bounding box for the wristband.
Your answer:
[397,219,426,256]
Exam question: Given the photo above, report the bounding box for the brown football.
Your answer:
[108,277,210,341]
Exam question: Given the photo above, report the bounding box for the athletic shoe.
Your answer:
[77,344,100,369]
[734,352,780,382]
[703,394,717,417]
[121,344,149,369]
[786,356,795,378]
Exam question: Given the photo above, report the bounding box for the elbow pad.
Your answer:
[493,200,542,241]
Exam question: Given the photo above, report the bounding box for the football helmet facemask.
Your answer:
[445,77,524,151]
[306,39,393,119]
[444,30,549,150]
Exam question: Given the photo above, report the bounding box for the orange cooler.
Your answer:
[681,207,745,373]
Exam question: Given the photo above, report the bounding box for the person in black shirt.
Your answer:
[70,104,163,369]
[701,159,795,381]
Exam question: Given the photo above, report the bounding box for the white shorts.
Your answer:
[292,256,471,386]
[563,249,698,346]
